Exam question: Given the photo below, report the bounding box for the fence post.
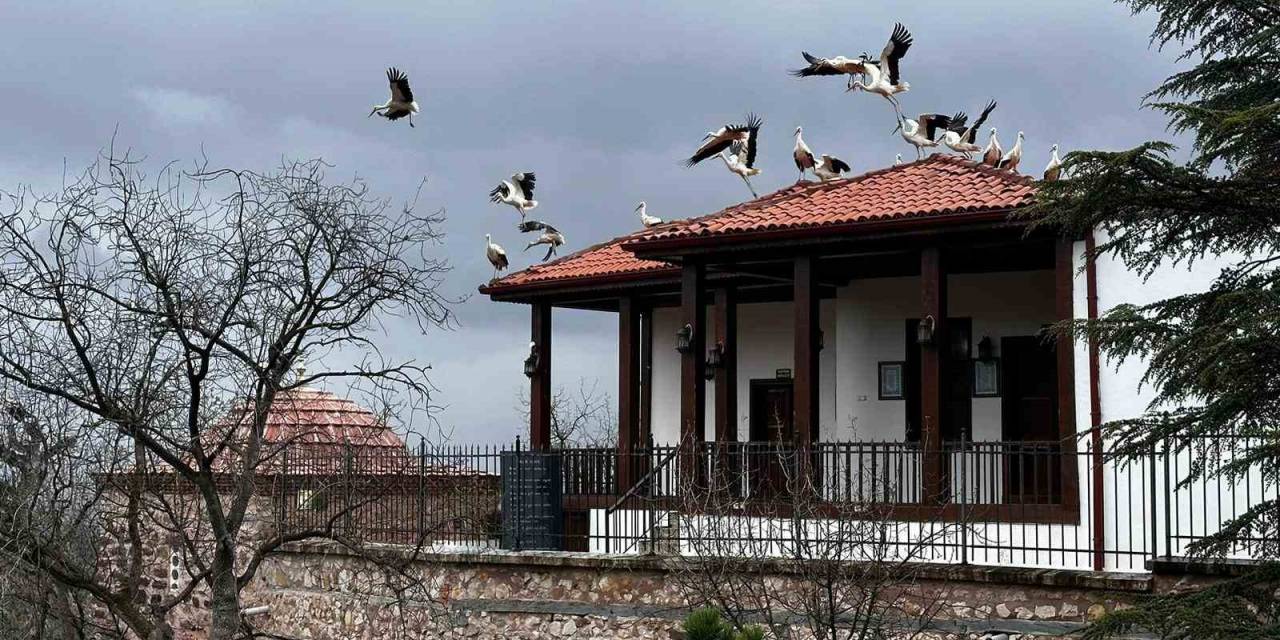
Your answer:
[647,433,657,556]
[959,435,968,566]
[513,436,523,552]
[417,437,426,543]
[279,445,289,533]
[342,439,354,538]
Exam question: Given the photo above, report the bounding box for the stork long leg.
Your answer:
[409,113,415,128]
[741,175,759,199]
[543,246,555,261]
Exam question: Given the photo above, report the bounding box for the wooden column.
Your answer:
[1055,239,1081,509]
[713,287,738,444]
[639,307,654,448]
[679,262,707,486]
[793,257,820,448]
[617,297,641,489]
[920,248,946,502]
[529,303,552,451]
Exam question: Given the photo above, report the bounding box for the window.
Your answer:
[878,361,906,400]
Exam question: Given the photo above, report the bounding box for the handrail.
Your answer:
[605,446,680,516]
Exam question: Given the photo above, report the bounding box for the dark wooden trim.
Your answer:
[639,306,654,448]
[713,287,738,443]
[1085,232,1105,571]
[1055,239,1082,524]
[617,297,641,488]
[530,303,552,451]
[919,248,946,502]
[680,262,707,452]
[793,256,820,449]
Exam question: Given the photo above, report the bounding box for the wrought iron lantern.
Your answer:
[523,345,540,378]
[675,323,694,354]
[915,315,936,346]
[704,341,724,380]
[977,336,995,361]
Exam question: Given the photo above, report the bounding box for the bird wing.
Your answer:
[741,113,762,168]
[687,133,736,167]
[386,67,414,103]
[512,172,536,199]
[794,145,815,170]
[489,182,509,203]
[880,23,913,86]
[790,52,845,77]
[964,100,997,144]
[918,113,951,141]
[825,155,852,173]
[947,112,969,134]
[518,220,558,234]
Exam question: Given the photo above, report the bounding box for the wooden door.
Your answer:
[1000,336,1061,503]
[749,380,793,499]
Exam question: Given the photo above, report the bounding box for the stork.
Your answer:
[635,202,663,228]
[369,67,420,127]
[520,220,565,261]
[813,154,852,181]
[981,128,1003,167]
[895,112,951,160]
[1043,144,1063,181]
[686,113,762,167]
[484,234,508,282]
[997,131,1025,172]
[894,153,904,166]
[793,126,816,182]
[846,23,914,113]
[720,141,761,198]
[941,101,998,159]
[790,53,867,90]
[489,172,538,218]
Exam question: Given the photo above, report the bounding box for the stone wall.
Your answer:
[236,545,1152,640]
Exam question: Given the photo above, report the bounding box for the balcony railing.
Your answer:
[272,437,1275,573]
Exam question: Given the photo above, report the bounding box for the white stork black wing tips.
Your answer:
[791,52,842,77]
[386,67,414,103]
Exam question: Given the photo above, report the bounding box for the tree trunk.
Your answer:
[208,554,241,640]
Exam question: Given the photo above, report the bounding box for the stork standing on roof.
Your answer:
[793,126,816,182]
[1043,144,1063,181]
[998,131,1025,172]
[846,24,914,113]
[981,129,1003,167]
[369,67,420,127]
[813,154,852,181]
[490,172,538,218]
[895,112,951,160]
[686,114,763,199]
[520,220,565,261]
[484,234,508,282]
[894,153,904,166]
[635,202,663,228]
[941,101,997,159]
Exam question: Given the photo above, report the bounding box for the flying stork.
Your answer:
[489,172,538,218]
[813,154,852,181]
[635,202,663,228]
[484,234,508,282]
[895,112,952,160]
[1043,144,1063,181]
[790,53,867,90]
[941,101,998,159]
[720,141,762,198]
[846,23,914,113]
[369,67,420,127]
[793,126,816,182]
[981,129,1003,167]
[997,131,1025,172]
[686,113,762,167]
[519,220,565,261]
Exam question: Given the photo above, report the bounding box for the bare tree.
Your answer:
[0,145,453,640]
[516,378,617,449]
[666,445,960,640]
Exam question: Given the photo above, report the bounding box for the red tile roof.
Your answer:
[482,156,1035,297]
[627,155,1035,249]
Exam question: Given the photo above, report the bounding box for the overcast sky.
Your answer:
[0,1,1180,444]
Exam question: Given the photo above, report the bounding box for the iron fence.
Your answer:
[273,436,1275,572]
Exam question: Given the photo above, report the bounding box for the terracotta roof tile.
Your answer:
[482,156,1036,296]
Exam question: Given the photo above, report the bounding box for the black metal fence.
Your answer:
[273,436,1275,572]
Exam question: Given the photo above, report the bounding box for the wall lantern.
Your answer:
[977,336,995,361]
[675,323,695,354]
[915,315,936,346]
[523,345,540,378]
[818,329,825,352]
[704,342,724,380]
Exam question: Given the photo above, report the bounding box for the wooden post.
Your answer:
[1085,232,1106,571]
[920,248,946,503]
[680,262,706,487]
[639,307,654,448]
[617,296,641,490]
[530,303,552,451]
[713,287,738,444]
[1056,239,1081,510]
[793,256,820,448]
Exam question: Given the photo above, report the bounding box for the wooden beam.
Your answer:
[793,256,820,447]
[680,262,707,486]
[713,287,738,443]
[617,297,641,489]
[1056,239,1081,510]
[529,303,552,451]
[919,248,946,502]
